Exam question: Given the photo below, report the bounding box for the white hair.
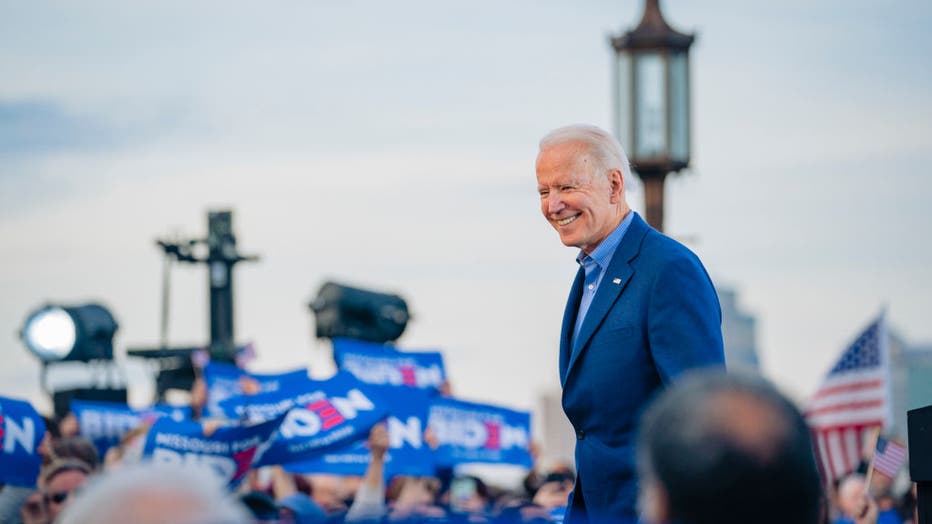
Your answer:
[538,123,633,182]
[57,463,251,524]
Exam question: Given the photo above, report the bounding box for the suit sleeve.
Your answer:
[647,253,726,383]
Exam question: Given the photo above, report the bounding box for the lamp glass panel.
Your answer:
[24,307,76,361]
[614,52,633,154]
[669,51,690,162]
[634,52,667,159]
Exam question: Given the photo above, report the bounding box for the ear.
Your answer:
[639,479,671,524]
[608,168,625,204]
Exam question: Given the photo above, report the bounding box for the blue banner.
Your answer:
[0,396,47,487]
[203,362,309,418]
[285,386,435,477]
[219,372,389,467]
[428,398,532,468]
[333,338,446,392]
[71,400,191,458]
[142,414,283,487]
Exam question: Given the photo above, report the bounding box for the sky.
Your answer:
[1,0,931,420]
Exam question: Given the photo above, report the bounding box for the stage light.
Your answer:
[309,282,409,344]
[21,303,118,363]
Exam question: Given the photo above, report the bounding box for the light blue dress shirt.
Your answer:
[571,211,635,351]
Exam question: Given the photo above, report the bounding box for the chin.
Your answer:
[559,236,581,249]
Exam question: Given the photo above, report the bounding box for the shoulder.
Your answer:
[637,227,706,272]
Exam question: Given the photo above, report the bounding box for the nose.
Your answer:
[546,193,565,216]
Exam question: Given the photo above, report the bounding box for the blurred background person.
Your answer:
[637,371,822,524]
[57,462,251,524]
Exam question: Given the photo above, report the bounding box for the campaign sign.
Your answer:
[0,396,47,487]
[142,414,283,487]
[219,373,389,467]
[333,338,446,392]
[203,362,309,418]
[428,398,532,468]
[71,400,191,458]
[285,386,435,477]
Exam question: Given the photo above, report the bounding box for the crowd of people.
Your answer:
[0,122,917,521]
[0,369,917,524]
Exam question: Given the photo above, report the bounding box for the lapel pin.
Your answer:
[612,278,621,284]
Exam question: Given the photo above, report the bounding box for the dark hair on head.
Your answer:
[43,415,61,439]
[40,458,93,487]
[51,437,100,471]
[637,370,822,524]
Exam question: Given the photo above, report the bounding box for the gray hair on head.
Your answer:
[539,123,632,183]
[56,463,251,524]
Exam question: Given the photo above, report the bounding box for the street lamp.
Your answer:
[611,0,694,232]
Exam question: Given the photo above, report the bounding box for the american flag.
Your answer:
[873,436,907,478]
[804,314,891,484]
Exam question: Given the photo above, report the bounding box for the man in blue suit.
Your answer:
[535,124,725,523]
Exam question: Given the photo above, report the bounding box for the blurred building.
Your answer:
[537,390,576,469]
[719,286,761,372]
[889,332,932,439]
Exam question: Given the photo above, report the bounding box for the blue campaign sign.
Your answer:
[0,396,47,487]
[428,397,532,468]
[203,362,309,418]
[71,400,191,458]
[142,414,283,487]
[333,338,446,392]
[219,372,389,467]
[285,386,435,477]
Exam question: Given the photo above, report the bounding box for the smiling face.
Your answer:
[536,140,626,254]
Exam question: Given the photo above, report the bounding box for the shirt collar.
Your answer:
[576,211,634,269]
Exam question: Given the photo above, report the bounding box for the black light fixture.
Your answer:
[309,282,410,344]
[20,303,118,363]
[611,0,695,232]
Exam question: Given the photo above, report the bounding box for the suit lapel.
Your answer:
[560,267,585,387]
[564,213,651,382]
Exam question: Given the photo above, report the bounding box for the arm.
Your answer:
[647,254,726,383]
[270,466,298,499]
[345,423,390,522]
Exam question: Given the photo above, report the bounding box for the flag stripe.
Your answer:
[806,399,885,417]
[811,379,885,400]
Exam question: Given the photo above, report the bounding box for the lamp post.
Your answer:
[611,0,694,232]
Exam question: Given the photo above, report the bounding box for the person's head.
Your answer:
[40,459,92,521]
[55,463,251,524]
[50,436,100,471]
[531,472,574,510]
[837,474,867,518]
[637,371,822,524]
[239,490,280,523]
[536,124,631,254]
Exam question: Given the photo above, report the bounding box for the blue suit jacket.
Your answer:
[560,212,725,523]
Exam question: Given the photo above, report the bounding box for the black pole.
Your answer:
[207,211,237,361]
[909,405,932,524]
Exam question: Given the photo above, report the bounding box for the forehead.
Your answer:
[48,469,87,489]
[536,141,596,184]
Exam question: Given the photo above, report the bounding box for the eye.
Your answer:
[538,189,549,198]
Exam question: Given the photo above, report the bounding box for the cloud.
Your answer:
[0,100,125,155]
